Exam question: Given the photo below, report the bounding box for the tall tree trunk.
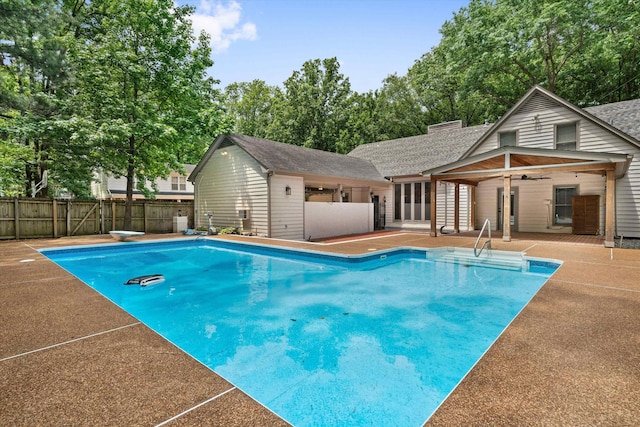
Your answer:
[124,134,135,230]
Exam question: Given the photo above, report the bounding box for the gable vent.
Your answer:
[514,92,561,115]
[428,120,463,134]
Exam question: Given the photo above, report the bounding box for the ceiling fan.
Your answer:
[519,174,551,181]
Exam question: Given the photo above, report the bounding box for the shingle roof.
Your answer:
[348,125,491,177]
[585,99,640,142]
[191,96,640,184]
[218,134,388,183]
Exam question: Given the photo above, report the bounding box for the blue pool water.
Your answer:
[42,239,559,426]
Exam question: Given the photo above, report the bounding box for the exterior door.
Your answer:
[497,188,518,232]
[373,195,385,230]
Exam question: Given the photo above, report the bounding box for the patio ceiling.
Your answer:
[423,146,632,186]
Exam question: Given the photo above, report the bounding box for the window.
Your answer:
[171,176,187,191]
[499,131,517,147]
[424,182,431,220]
[556,123,577,150]
[414,183,422,221]
[393,181,432,222]
[394,184,401,220]
[404,183,411,220]
[554,186,577,225]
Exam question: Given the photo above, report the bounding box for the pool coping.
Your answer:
[2,232,640,426]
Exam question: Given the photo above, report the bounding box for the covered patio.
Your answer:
[426,146,632,247]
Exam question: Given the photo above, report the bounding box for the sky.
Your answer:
[178,0,470,93]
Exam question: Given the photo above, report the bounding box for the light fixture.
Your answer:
[220,150,228,156]
[285,185,291,196]
[318,186,323,191]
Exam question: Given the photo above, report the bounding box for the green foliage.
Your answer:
[0,0,75,197]
[408,0,640,123]
[0,131,31,196]
[65,0,229,226]
[266,58,351,152]
[2,0,638,203]
[224,80,275,137]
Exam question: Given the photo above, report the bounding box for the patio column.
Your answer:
[470,185,476,231]
[502,174,511,242]
[430,176,437,237]
[605,169,615,248]
[454,183,460,233]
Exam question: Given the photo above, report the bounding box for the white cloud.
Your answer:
[190,0,257,53]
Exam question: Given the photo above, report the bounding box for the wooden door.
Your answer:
[572,195,599,235]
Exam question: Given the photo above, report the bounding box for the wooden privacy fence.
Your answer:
[0,198,194,240]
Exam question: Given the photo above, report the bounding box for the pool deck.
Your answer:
[1,232,639,426]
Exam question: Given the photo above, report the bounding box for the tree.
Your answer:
[409,30,497,126]
[564,0,640,105]
[335,90,380,154]
[373,74,431,140]
[0,0,77,197]
[68,0,229,228]
[267,58,351,152]
[224,79,275,137]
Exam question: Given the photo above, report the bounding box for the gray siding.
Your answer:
[476,173,605,234]
[270,175,304,240]
[471,95,640,237]
[193,145,269,235]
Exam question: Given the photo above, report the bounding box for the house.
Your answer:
[187,134,389,240]
[189,86,639,246]
[91,165,195,202]
[348,121,490,233]
[424,85,640,247]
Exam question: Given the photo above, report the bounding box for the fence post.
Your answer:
[99,200,104,234]
[111,201,116,231]
[52,199,58,238]
[143,202,148,232]
[66,200,72,236]
[14,198,19,240]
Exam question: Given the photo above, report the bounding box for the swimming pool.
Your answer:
[42,239,560,426]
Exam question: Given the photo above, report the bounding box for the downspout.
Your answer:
[267,170,272,238]
[614,175,619,238]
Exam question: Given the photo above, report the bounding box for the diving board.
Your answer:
[109,231,145,242]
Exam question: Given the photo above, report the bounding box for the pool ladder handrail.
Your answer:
[474,219,492,257]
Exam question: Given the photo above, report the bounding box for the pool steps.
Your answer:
[427,247,526,271]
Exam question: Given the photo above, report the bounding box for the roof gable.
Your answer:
[461,85,640,159]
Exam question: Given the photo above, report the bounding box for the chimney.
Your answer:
[428,120,464,134]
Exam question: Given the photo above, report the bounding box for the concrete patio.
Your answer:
[1,232,639,426]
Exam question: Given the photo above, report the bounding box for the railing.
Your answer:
[474,218,492,257]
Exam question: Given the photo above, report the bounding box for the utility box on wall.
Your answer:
[239,210,251,233]
[173,216,188,233]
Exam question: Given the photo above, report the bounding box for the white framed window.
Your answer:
[393,181,431,221]
[499,130,517,147]
[554,185,577,225]
[171,176,187,191]
[556,122,577,150]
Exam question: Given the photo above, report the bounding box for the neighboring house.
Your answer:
[91,165,195,202]
[425,85,640,247]
[189,86,639,245]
